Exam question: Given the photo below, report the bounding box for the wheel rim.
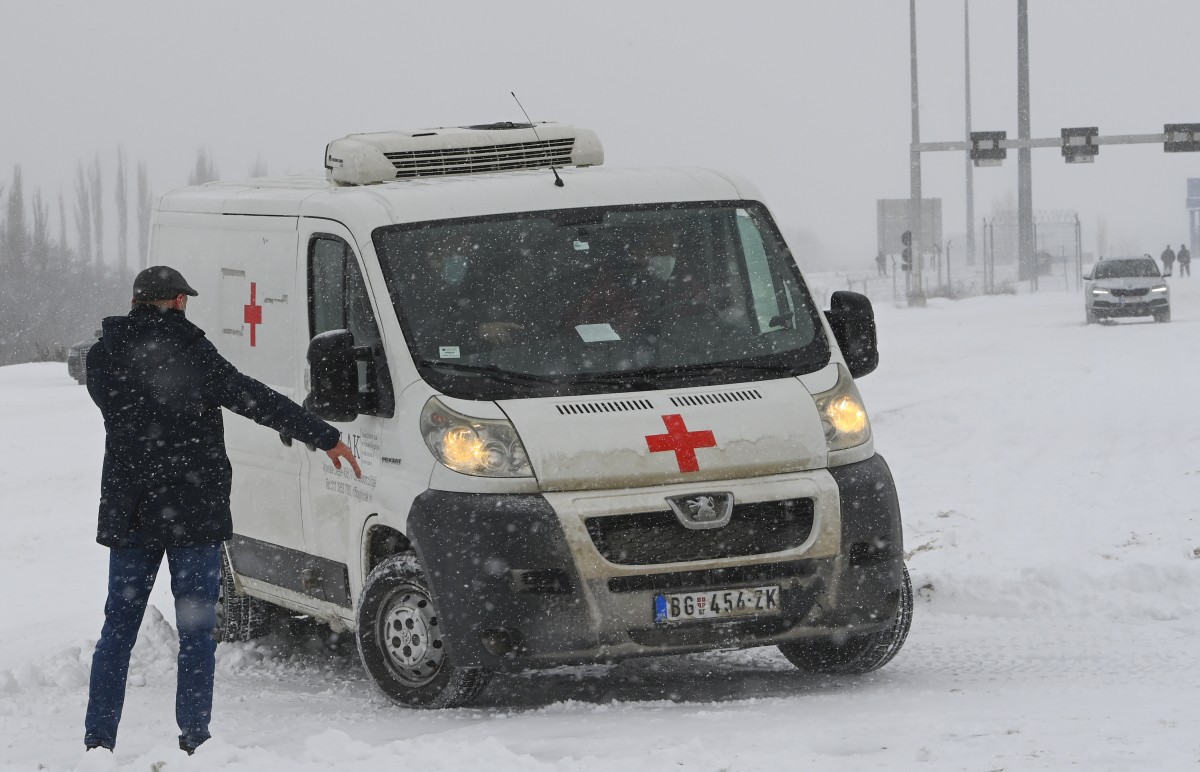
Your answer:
[376,584,445,687]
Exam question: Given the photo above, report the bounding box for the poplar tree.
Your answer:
[74,162,93,265]
[5,165,27,266]
[136,161,151,269]
[188,147,219,186]
[90,154,104,264]
[115,146,128,273]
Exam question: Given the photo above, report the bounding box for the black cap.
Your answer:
[133,265,199,301]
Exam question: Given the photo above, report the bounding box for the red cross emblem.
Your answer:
[645,414,717,473]
[244,282,263,347]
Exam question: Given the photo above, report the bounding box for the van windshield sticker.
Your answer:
[575,323,621,343]
[438,345,461,359]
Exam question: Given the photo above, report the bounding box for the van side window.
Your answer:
[311,239,347,335]
[309,235,393,417]
[310,237,381,344]
[736,209,796,334]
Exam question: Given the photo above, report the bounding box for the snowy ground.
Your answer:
[2,272,1199,771]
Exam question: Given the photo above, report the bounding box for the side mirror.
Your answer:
[305,329,360,422]
[824,291,878,379]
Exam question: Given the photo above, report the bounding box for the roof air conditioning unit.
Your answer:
[324,122,603,186]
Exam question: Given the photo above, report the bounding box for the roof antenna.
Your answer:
[511,91,564,187]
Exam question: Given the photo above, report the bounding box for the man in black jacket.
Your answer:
[83,265,360,755]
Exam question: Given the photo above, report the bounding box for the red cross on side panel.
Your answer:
[244,282,263,347]
[645,414,717,473]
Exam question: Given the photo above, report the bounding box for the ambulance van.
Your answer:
[153,122,911,707]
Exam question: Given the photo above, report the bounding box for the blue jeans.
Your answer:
[84,544,221,750]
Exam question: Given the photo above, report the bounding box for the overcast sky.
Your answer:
[3,0,1198,267]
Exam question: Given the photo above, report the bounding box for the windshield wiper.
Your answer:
[424,361,563,386]
[681,360,799,377]
[567,371,665,391]
[568,359,798,390]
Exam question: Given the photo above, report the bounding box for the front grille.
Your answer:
[607,559,814,593]
[1110,287,1150,297]
[385,138,575,179]
[585,499,814,565]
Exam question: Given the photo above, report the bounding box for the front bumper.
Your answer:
[1090,296,1168,317]
[407,454,905,672]
[67,352,86,383]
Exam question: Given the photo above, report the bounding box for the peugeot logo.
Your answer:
[666,492,734,530]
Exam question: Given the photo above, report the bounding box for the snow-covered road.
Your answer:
[2,274,1198,771]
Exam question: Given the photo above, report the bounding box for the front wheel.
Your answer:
[1154,308,1171,323]
[356,553,491,708]
[778,565,913,675]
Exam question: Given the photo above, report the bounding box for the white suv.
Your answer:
[1084,256,1170,324]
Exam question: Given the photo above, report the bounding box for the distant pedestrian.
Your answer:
[1178,244,1190,277]
[875,251,887,277]
[1161,244,1176,276]
[82,266,361,756]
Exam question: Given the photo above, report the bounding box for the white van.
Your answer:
[153,123,911,707]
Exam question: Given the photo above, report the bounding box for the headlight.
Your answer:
[421,397,533,477]
[1091,287,1110,296]
[1151,285,1168,293]
[813,365,871,451]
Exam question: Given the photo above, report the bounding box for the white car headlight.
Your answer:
[813,365,871,451]
[1091,287,1110,296]
[1151,285,1168,293]
[421,397,533,477]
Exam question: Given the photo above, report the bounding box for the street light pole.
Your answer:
[964,0,976,267]
[909,0,926,305]
[1017,0,1036,289]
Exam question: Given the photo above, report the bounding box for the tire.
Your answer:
[1085,308,1097,325]
[356,553,491,708]
[778,565,913,675]
[1154,309,1171,323]
[214,548,276,643]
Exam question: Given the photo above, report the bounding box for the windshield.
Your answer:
[1094,259,1161,279]
[374,202,830,399]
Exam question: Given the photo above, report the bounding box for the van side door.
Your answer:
[199,215,311,586]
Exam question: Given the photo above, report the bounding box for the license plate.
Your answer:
[654,585,781,624]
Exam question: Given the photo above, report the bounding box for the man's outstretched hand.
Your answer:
[326,440,363,479]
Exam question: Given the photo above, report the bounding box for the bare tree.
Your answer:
[188,147,219,186]
[74,162,92,265]
[248,154,269,178]
[90,154,104,263]
[0,157,134,367]
[137,161,152,270]
[115,146,128,273]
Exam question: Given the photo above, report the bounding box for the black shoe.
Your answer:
[85,742,113,752]
[179,740,199,756]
